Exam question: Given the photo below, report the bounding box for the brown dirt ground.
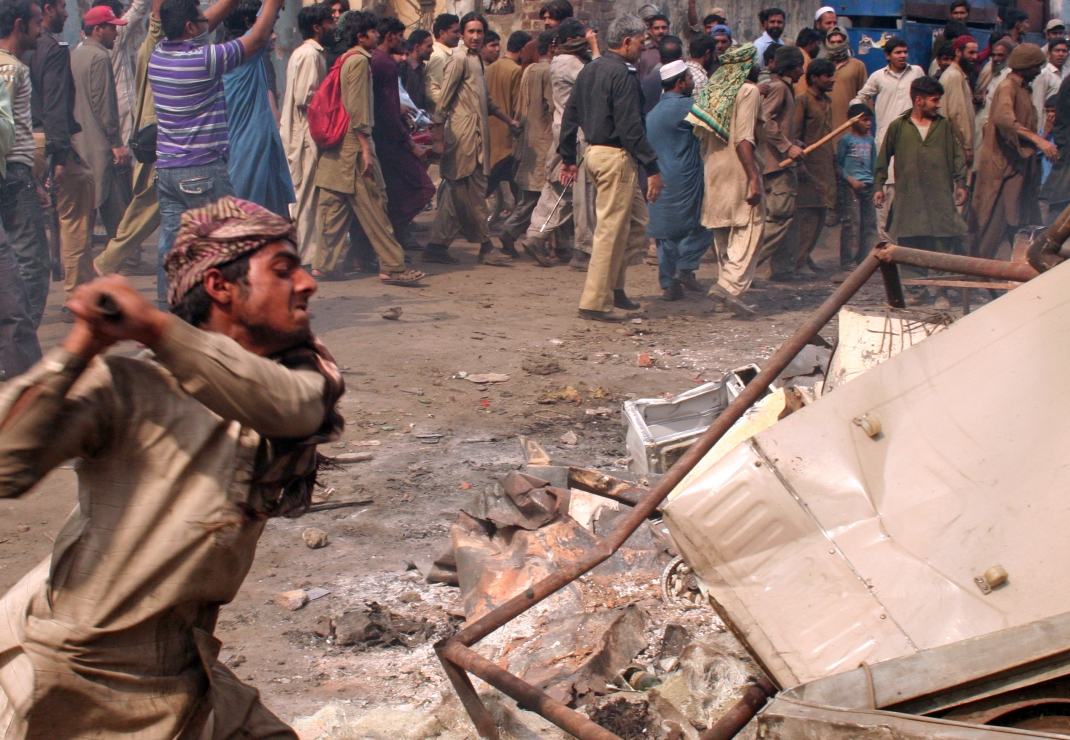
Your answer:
[2,217,897,732]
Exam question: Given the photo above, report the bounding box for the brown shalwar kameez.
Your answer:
[971,74,1042,258]
[0,318,332,740]
[697,83,766,296]
[794,86,835,268]
[502,58,554,243]
[429,45,500,247]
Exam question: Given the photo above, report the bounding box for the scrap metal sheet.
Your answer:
[665,262,1070,688]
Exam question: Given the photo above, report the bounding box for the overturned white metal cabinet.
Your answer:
[664,261,1070,694]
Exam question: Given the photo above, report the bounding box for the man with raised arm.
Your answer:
[148,0,281,303]
[0,196,343,739]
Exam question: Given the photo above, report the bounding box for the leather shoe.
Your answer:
[578,308,627,322]
[613,289,641,311]
[662,283,684,301]
[673,269,704,293]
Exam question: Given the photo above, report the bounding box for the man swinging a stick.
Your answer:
[0,197,344,740]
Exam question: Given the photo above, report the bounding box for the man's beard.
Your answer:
[959,58,974,74]
[768,27,782,39]
[241,316,313,353]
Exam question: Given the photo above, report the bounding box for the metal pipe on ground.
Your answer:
[439,641,622,740]
[699,677,779,740]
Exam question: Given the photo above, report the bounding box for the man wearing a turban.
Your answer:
[688,42,765,314]
[0,197,343,739]
[972,43,1059,259]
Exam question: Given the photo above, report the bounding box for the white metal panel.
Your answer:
[665,261,1070,687]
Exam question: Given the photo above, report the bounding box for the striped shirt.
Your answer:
[0,49,34,168]
[148,37,245,168]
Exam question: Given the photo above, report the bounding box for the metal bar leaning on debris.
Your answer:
[778,114,862,168]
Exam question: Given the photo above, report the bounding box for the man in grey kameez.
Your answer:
[426,12,520,266]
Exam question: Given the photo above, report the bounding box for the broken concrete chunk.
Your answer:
[278,589,308,611]
[519,436,552,465]
[330,452,374,464]
[381,306,402,321]
[658,624,691,662]
[398,590,423,604]
[560,430,579,445]
[522,357,563,375]
[302,528,329,549]
[465,373,509,384]
[334,603,430,648]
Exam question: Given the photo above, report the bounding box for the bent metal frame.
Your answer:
[435,238,1057,740]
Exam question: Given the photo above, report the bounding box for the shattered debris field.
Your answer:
[4,228,1003,739]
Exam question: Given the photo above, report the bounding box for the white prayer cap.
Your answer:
[659,59,689,81]
[815,5,836,20]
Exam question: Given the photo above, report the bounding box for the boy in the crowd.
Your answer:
[836,103,877,268]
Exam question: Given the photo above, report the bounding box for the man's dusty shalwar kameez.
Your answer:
[280,38,327,265]
[971,72,1043,258]
[428,45,500,249]
[689,44,766,297]
[0,198,343,740]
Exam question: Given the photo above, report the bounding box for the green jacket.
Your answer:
[874,112,967,239]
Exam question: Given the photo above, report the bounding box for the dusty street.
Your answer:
[0,219,891,736]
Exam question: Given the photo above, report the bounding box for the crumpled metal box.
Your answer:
[622,365,760,475]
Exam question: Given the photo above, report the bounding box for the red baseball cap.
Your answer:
[83,6,128,26]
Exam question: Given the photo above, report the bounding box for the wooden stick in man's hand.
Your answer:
[778,114,864,169]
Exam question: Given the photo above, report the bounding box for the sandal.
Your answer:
[380,269,426,286]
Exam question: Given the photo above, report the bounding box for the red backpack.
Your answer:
[308,51,360,150]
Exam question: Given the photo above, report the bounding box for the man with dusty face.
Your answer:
[649,16,669,44]
[957,39,978,73]
[712,30,731,56]
[815,10,837,33]
[482,32,500,64]
[762,11,784,42]
[43,0,67,34]
[412,31,433,63]
[0,196,335,740]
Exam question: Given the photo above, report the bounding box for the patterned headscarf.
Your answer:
[825,26,850,62]
[164,196,345,518]
[687,43,758,141]
[165,196,296,305]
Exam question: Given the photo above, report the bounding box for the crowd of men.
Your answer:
[0,0,1066,364]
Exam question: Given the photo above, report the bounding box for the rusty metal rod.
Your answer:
[568,467,647,507]
[875,244,1039,283]
[447,254,882,652]
[439,642,621,740]
[878,256,906,308]
[699,677,779,740]
[438,651,501,740]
